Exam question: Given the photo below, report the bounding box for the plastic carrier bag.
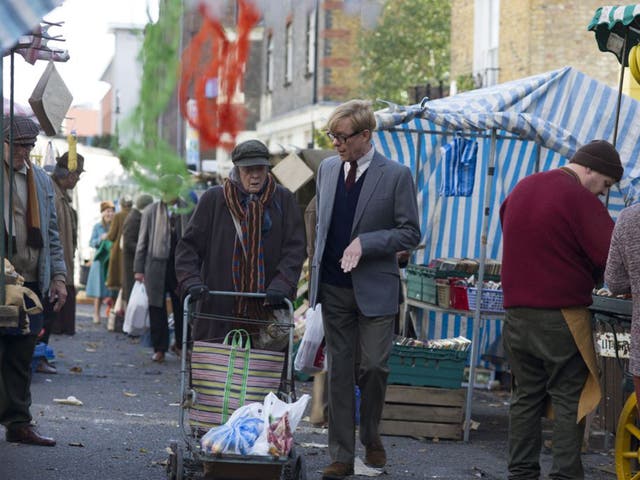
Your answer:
[123,281,149,336]
[294,304,325,375]
[200,402,264,455]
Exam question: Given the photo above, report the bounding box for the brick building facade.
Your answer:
[451,0,619,90]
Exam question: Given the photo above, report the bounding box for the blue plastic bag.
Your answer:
[200,402,264,455]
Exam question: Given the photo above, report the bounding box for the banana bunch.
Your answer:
[629,45,640,84]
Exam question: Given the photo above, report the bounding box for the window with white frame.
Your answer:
[473,0,500,87]
[266,33,274,92]
[285,21,293,85]
[306,6,317,76]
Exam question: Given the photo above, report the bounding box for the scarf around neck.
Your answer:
[150,202,170,260]
[223,173,276,318]
[3,159,43,250]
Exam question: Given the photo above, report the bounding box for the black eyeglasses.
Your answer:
[326,130,362,144]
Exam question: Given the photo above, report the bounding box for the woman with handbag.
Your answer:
[85,201,115,324]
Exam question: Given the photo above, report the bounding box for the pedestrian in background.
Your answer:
[39,152,84,374]
[85,201,115,325]
[500,140,623,479]
[175,139,305,348]
[605,204,640,419]
[121,193,153,310]
[105,195,132,294]
[134,177,191,362]
[0,116,67,446]
[309,100,420,479]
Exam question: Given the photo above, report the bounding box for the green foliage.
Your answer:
[120,0,192,205]
[456,73,477,93]
[358,0,451,105]
[313,128,333,150]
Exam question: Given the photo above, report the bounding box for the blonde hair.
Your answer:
[326,99,376,134]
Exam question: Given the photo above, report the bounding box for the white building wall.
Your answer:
[109,25,143,147]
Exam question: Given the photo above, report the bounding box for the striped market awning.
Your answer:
[0,0,61,52]
[588,4,640,66]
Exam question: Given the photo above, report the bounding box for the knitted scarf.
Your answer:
[3,159,43,250]
[25,159,43,248]
[223,173,276,319]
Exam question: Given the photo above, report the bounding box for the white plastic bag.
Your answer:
[123,281,149,336]
[294,304,324,375]
[250,392,310,456]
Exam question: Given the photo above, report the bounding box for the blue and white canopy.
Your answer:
[374,66,640,264]
[0,0,61,52]
[372,67,640,358]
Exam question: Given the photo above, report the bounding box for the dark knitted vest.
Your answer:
[320,168,367,288]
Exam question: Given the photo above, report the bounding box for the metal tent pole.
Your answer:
[0,58,4,304]
[463,128,497,442]
[613,31,628,149]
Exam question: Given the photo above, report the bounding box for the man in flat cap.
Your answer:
[0,116,67,446]
[500,140,623,479]
[40,152,84,352]
[175,139,305,348]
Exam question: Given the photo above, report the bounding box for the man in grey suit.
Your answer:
[309,100,420,479]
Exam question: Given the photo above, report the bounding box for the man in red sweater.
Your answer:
[500,140,623,480]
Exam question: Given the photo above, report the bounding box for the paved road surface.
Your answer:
[0,303,617,479]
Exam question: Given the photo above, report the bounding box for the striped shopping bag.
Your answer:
[189,329,284,433]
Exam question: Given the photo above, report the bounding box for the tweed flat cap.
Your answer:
[231,139,271,167]
[3,116,39,144]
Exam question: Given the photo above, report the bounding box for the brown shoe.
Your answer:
[6,425,56,446]
[35,358,57,374]
[322,462,354,479]
[365,441,386,468]
[152,351,165,362]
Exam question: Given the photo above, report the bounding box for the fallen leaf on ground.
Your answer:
[69,366,82,373]
[123,391,138,397]
[139,448,147,453]
[53,396,83,406]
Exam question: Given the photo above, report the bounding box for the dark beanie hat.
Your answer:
[569,140,623,182]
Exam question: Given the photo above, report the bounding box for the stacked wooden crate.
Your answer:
[380,384,465,440]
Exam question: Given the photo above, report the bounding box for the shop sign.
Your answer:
[595,331,630,359]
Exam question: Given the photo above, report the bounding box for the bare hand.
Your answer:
[134,273,144,282]
[340,237,362,273]
[100,233,107,241]
[49,279,67,312]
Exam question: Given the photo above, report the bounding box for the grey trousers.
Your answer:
[503,307,588,480]
[319,282,394,464]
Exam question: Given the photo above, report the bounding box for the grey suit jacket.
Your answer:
[309,150,421,316]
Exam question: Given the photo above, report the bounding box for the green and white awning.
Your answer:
[588,4,640,66]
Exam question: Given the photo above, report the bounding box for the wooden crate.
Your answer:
[380,385,465,440]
